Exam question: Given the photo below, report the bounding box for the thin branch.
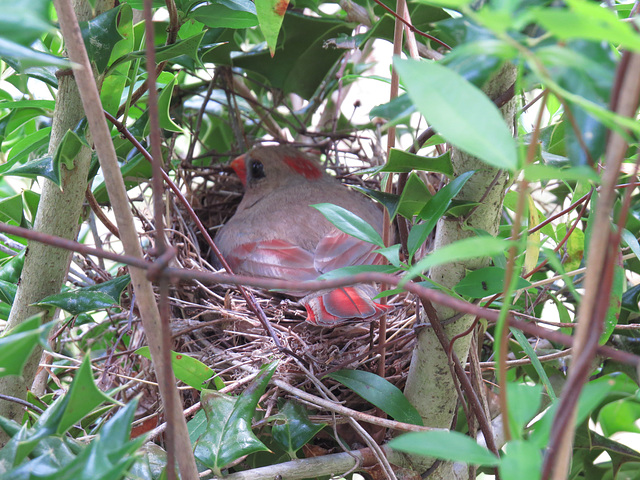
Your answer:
[371,0,451,50]
[1,221,639,368]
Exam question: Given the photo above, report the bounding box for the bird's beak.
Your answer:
[229,155,247,187]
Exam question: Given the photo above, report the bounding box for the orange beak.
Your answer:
[230,155,247,187]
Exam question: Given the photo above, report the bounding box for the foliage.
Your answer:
[0,0,639,478]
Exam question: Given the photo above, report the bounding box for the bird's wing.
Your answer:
[313,230,382,273]
[225,239,319,281]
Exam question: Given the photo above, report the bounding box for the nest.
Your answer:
[151,149,420,455]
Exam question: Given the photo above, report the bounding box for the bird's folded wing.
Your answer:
[226,239,319,281]
[313,230,382,273]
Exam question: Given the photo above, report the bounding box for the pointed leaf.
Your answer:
[272,401,326,457]
[0,279,17,304]
[5,156,60,187]
[408,170,474,256]
[136,346,224,391]
[327,369,423,425]
[397,172,432,219]
[190,0,258,29]
[499,440,542,480]
[0,250,25,283]
[395,58,518,171]
[381,149,453,176]
[194,362,277,474]
[454,267,531,298]
[156,75,183,133]
[55,355,117,435]
[0,314,52,377]
[389,430,499,466]
[312,203,384,247]
[352,186,400,219]
[506,383,542,438]
[255,0,289,56]
[83,274,131,303]
[0,39,69,69]
[79,6,124,73]
[403,236,513,284]
[35,291,117,316]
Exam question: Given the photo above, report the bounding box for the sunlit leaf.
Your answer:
[136,346,224,391]
[389,430,499,466]
[403,236,513,284]
[395,58,518,171]
[312,203,384,247]
[255,0,289,56]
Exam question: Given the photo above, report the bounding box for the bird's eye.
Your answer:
[250,160,265,180]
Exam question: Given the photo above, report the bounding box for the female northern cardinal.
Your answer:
[215,145,391,327]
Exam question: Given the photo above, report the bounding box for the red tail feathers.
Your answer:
[302,286,392,327]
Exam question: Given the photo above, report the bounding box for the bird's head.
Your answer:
[230,145,325,190]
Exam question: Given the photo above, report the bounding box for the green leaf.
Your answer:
[0,100,56,110]
[499,440,542,480]
[92,153,152,203]
[352,186,400,219]
[0,38,69,69]
[506,383,542,438]
[622,283,640,313]
[317,264,397,281]
[0,250,25,283]
[232,13,350,99]
[0,0,54,46]
[5,126,50,166]
[403,236,512,284]
[412,0,471,8]
[156,75,183,133]
[136,346,224,391]
[5,156,60,186]
[622,229,640,264]
[510,328,557,401]
[601,265,623,344]
[381,149,453,176]
[190,0,258,29]
[531,0,640,53]
[370,94,415,124]
[407,170,475,257]
[54,355,116,435]
[454,267,531,298]
[272,401,326,457]
[110,31,206,70]
[82,275,131,303]
[598,399,640,436]
[327,370,423,425]
[0,279,17,304]
[312,203,384,247]
[0,314,52,377]
[194,362,277,475]
[35,291,118,316]
[395,58,518,171]
[255,0,289,56]
[389,430,499,466]
[0,194,25,225]
[375,244,402,268]
[397,172,432,219]
[523,164,599,183]
[79,6,124,73]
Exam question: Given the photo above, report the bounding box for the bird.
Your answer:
[215,144,392,327]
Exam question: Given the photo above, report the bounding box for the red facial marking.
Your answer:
[273,0,289,16]
[230,155,247,186]
[283,155,322,180]
[176,355,182,359]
